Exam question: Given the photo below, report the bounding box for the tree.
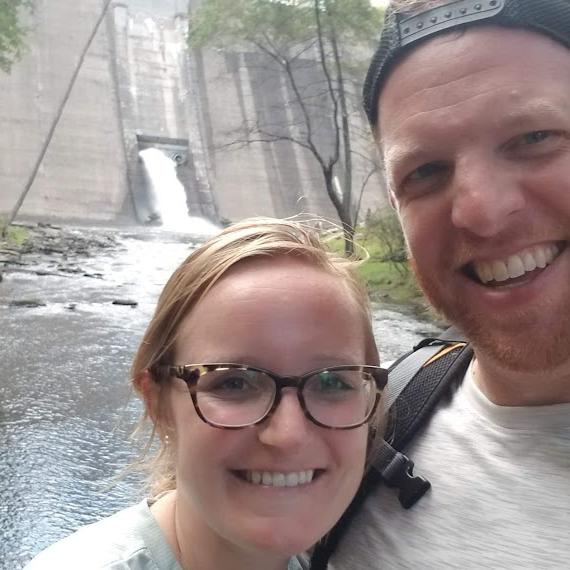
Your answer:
[189,0,384,254]
[0,0,33,73]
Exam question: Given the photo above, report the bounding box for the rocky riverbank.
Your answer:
[0,223,126,308]
[0,223,119,277]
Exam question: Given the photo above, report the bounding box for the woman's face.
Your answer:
[165,257,370,557]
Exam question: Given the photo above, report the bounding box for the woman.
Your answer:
[26,218,388,570]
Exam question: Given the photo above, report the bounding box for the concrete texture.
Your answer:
[0,0,386,227]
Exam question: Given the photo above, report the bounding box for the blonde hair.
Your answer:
[131,217,380,496]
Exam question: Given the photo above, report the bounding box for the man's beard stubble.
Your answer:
[409,257,570,373]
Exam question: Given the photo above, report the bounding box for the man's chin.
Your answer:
[411,269,569,373]
[425,290,570,373]
[461,320,565,372]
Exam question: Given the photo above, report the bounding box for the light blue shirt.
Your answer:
[25,499,308,569]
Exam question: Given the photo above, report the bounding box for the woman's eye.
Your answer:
[200,372,255,393]
[314,372,352,392]
[218,376,247,390]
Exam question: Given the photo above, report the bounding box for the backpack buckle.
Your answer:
[381,451,431,509]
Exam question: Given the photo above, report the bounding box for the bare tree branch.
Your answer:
[313,0,340,167]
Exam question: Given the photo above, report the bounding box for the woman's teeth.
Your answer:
[242,470,315,487]
[473,243,561,284]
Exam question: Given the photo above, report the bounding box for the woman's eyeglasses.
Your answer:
[154,363,388,430]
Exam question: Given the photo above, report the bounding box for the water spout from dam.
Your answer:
[139,147,219,236]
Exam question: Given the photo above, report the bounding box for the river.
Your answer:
[0,226,441,569]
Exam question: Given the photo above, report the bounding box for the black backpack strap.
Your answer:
[384,325,466,410]
[376,341,472,510]
[389,340,472,450]
[309,336,473,570]
[385,339,454,409]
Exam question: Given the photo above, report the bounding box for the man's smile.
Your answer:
[465,242,565,286]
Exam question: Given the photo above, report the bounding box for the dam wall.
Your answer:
[0,0,386,227]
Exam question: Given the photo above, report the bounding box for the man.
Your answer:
[329,0,570,568]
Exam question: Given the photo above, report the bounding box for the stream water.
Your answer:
[0,227,440,569]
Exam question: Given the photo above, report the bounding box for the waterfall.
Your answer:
[139,148,219,235]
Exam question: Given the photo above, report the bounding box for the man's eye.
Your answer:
[519,130,552,145]
[505,130,565,155]
[395,161,449,200]
[407,161,447,182]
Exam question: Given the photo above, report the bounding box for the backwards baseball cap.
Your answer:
[363,0,570,128]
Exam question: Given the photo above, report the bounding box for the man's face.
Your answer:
[378,27,570,372]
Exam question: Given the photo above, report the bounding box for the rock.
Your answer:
[112,299,138,307]
[58,265,83,274]
[9,299,47,308]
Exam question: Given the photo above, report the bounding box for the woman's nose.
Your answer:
[257,389,311,449]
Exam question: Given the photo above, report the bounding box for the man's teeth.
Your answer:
[244,470,315,487]
[474,243,560,284]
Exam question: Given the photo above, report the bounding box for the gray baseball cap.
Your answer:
[364,0,570,128]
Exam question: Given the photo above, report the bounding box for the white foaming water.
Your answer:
[139,147,220,235]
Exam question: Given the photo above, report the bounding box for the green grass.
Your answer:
[327,232,422,307]
[0,220,29,247]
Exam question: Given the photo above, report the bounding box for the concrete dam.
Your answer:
[0,0,386,228]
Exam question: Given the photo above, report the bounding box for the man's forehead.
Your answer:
[382,24,570,90]
[377,27,570,166]
[377,25,570,131]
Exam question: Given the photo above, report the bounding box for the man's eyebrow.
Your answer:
[500,100,567,126]
[384,100,566,165]
[383,142,430,174]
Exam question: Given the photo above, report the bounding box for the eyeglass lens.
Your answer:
[194,366,376,428]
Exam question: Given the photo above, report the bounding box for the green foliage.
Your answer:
[190,0,383,50]
[0,0,33,73]
[0,218,28,246]
[328,207,421,306]
[189,0,385,256]
[361,207,407,268]
[190,0,312,49]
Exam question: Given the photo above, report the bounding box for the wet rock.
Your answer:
[112,299,138,307]
[0,247,20,256]
[57,265,83,274]
[9,299,47,308]
[1,224,121,279]
[35,270,60,276]
[39,247,66,255]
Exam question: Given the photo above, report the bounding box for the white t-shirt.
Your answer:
[330,361,570,569]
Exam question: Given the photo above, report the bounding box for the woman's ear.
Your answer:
[134,370,161,423]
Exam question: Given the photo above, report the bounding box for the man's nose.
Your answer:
[257,389,311,449]
[450,156,526,238]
